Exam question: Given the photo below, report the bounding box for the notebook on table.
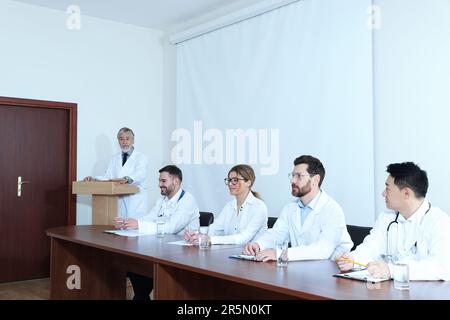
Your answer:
[333,269,390,283]
[229,254,261,262]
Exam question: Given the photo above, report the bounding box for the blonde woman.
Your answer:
[184,164,268,245]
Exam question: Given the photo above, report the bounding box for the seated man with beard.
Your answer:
[243,155,353,262]
[114,165,199,300]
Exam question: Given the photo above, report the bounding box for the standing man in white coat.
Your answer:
[243,155,353,261]
[84,127,148,219]
[336,162,450,280]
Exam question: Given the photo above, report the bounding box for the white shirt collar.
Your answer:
[398,198,430,224]
[231,191,256,210]
[297,189,322,210]
[163,187,183,206]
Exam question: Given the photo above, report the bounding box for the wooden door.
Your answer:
[0,97,77,283]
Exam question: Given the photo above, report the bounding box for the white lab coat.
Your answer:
[351,199,450,280]
[208,192,268,245]
[138,188,200,235]
[255,190,353,261]
[95,150,148,218]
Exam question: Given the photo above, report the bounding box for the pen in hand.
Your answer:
[183,228,191,241]
[184,228,199,243]
[342,258,367,268]
[114,217,126,230]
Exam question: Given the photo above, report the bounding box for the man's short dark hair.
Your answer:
[386,162,428,198]
[159,165,183,182]
[293,155,325,187]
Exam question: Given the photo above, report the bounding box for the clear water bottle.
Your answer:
[156,215,165,238]
[198,226,211,250]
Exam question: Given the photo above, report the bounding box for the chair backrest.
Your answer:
[199,211,214,227]
[267,217,277,229]
[346,224,371,251]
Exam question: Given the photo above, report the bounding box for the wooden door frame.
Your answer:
[0,96,77,225]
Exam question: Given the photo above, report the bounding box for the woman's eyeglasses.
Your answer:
[224,177,247,185]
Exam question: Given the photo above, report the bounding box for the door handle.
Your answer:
[17,176,30,197]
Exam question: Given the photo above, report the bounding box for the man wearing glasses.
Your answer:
[243,155,353,261]
[336,162,450,280]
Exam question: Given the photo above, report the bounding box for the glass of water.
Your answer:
[156,216,165,238]
[276,240,289,267]
[393,260,409,290]
[198,226,211,250]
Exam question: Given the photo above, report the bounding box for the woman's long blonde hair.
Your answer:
[228,164,262,200]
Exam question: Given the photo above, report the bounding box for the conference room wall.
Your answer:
[0,0,164,224]
[373,0,450,216]
[173,0,375,226]
[166,0,450,226]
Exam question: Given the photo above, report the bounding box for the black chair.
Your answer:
[346,224,371,251]
[199,211,214,227]
[267,217,277,229]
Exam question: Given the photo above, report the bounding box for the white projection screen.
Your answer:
[173,0,374,226]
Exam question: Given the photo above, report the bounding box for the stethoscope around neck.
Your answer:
[385,201,431,261]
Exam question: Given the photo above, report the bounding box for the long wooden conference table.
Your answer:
[46,225,450,300]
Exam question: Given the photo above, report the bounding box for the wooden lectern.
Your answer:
[72,181,139,225]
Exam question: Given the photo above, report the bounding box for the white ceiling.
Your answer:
[13,0,261,31]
